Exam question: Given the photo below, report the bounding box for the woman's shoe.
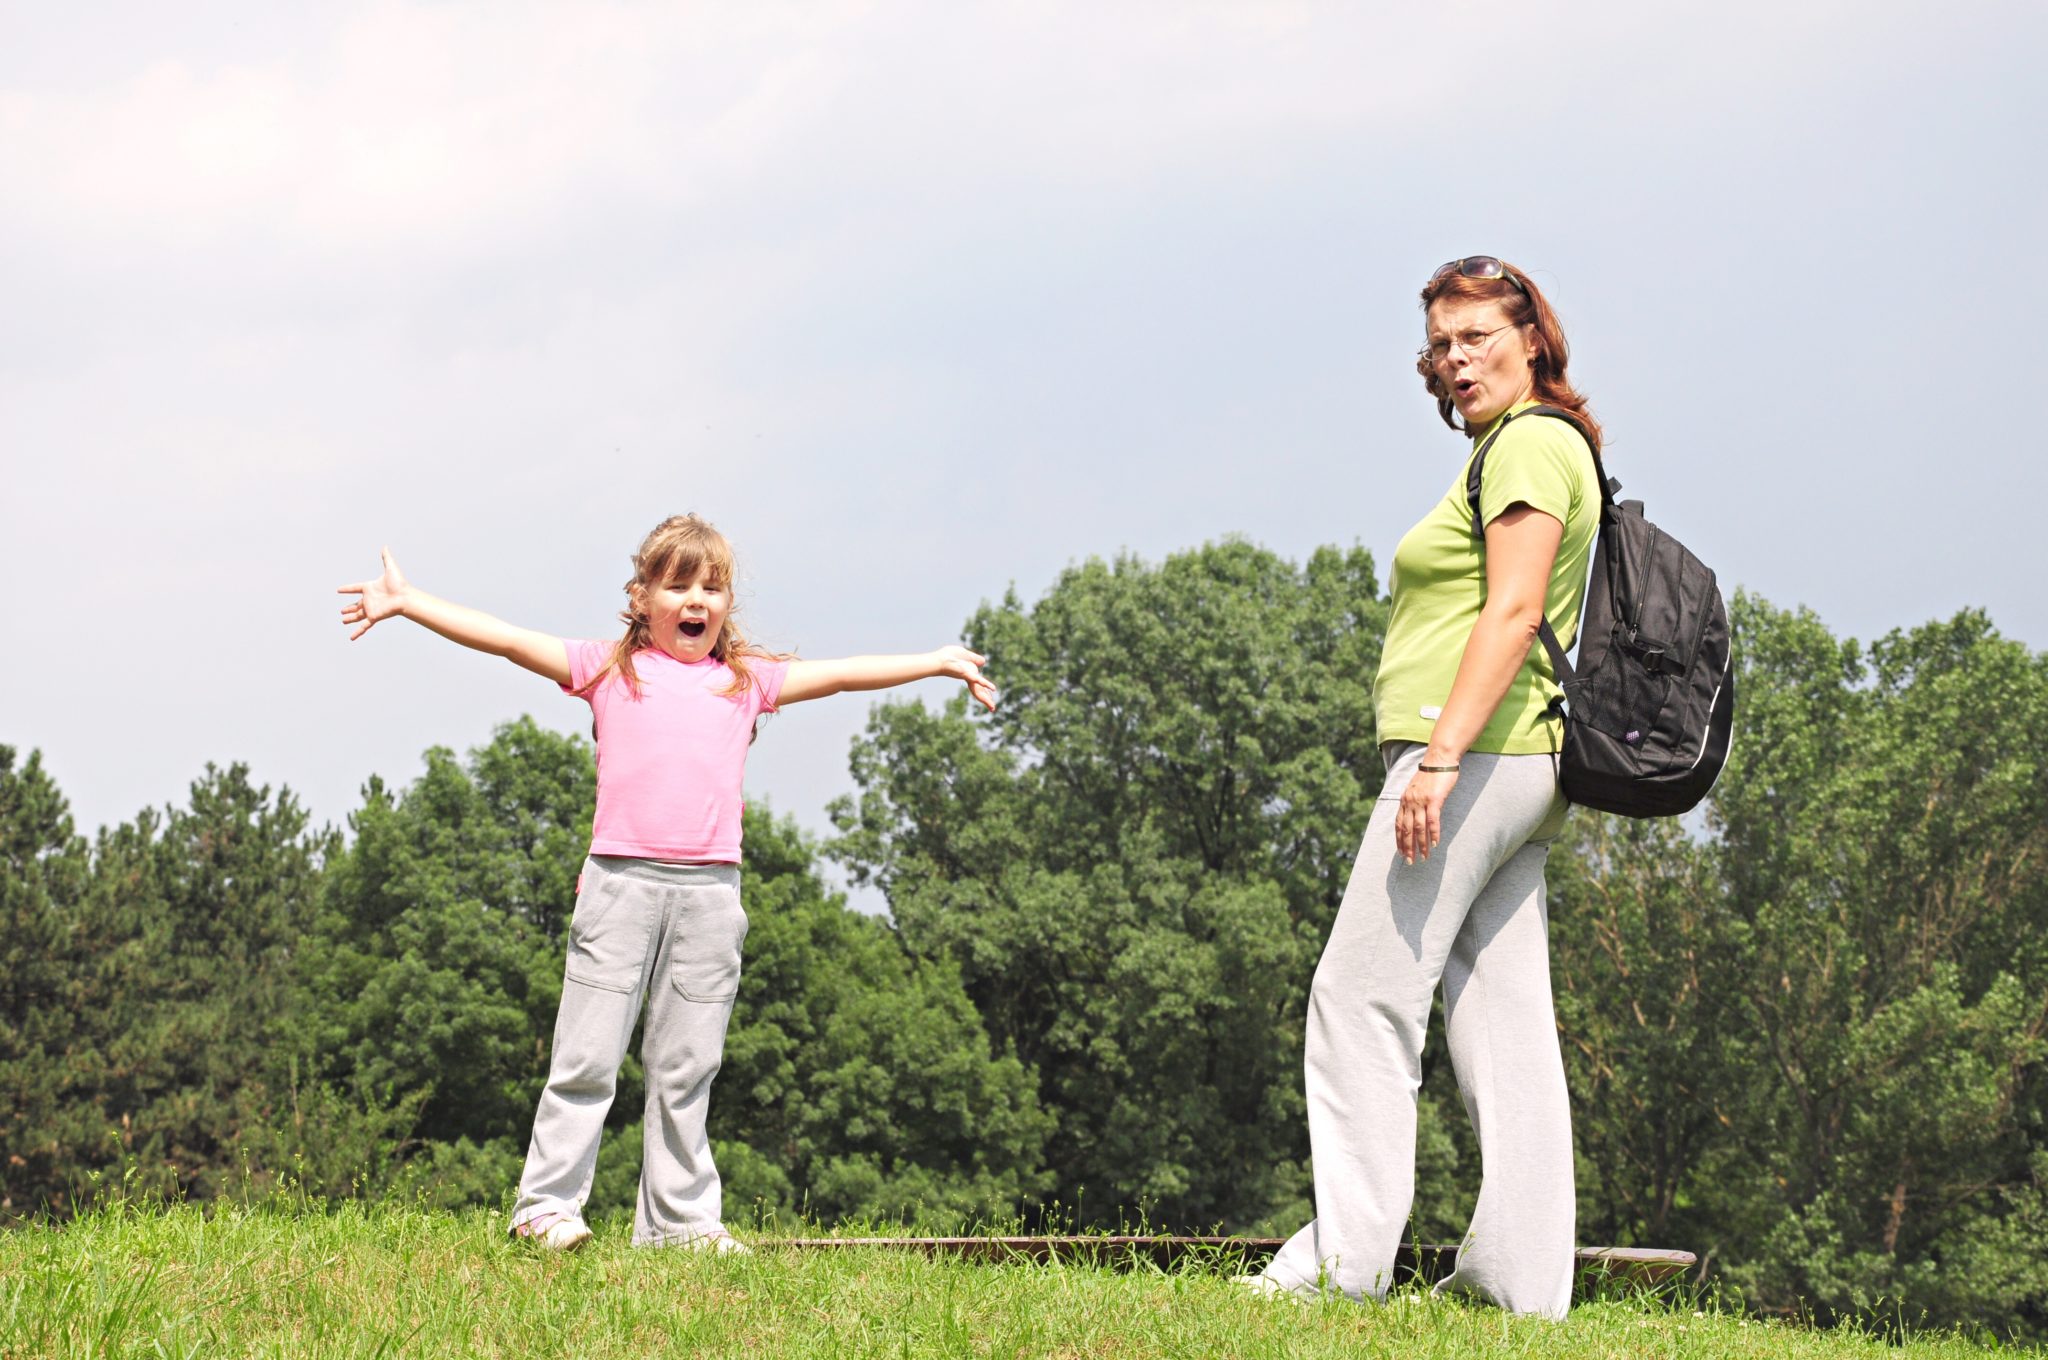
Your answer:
[513,1212,593,1252]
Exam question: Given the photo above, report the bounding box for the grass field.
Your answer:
[0,1204,2037,1359]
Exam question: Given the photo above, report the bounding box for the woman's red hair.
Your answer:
[1415,262,1604,452]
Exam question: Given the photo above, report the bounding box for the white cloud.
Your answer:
[6,0,2000,298]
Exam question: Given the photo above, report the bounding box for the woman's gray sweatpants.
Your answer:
[509,856,748,1247]
[1261,742,1575,1318]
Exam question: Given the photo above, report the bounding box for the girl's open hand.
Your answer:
[337,548,410,641]
[935,645,999,712]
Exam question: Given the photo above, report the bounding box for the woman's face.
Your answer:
[1425,296,1538,431]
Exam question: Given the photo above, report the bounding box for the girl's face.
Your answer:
[636,564,731,663]
[1425,296,1538,431]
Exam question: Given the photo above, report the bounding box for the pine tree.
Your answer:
[0,747,97,1218]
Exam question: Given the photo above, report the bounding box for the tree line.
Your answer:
[4,538,2044,1336]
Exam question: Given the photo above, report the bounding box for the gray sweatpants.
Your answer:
[1262,742,1575,1318]
[509,856,748,1246]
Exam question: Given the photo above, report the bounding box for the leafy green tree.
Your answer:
[830,540,1389,1229]
[1702,598,2048,1330]
[712,808,1052,1225]
[0,748,98,1218]
[1549,813,1736,1253]
[1553,595,2048,1334]
[293,716,589,1181]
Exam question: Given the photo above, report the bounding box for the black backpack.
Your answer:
[1466,405,1735,818]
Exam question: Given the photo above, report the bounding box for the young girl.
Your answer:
[337,513,996,1252]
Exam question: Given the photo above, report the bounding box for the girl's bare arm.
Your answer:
[338,548,573,687]
[778,646,997,711]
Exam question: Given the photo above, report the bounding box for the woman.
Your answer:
[1255,256,1604,1319]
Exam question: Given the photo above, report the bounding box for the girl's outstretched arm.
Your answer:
[337,548,573,686]
[778,646,997,711]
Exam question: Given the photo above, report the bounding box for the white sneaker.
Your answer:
[514,1212,593,1252]
[1233,1273,1306,1304]
[692,1228,750,1255]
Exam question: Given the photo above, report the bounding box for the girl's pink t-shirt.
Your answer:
[561,641,788,863]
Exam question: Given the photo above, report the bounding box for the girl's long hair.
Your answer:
[1415,261,1604,452]
[578,514,786,701]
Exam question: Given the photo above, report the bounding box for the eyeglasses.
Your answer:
[1432,255,1529,296]
[1421,323,1517,364]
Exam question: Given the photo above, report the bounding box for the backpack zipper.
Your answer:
[1629,522,1659,636]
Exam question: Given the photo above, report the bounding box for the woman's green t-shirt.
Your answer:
[1374,402,1601,755]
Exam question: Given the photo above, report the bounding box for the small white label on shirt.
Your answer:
[1419,705,1443,720]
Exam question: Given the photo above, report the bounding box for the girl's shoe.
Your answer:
[1233,1273,1306,1303]
[514,1212,593,1252]
[693,1228,750,1254]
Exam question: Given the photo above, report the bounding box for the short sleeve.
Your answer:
[750,657,790,714]
[559,639,612,699]
[1478,416,1590,531]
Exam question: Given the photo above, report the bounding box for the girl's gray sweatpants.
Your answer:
[1261,742,1575,1318]
[509,856,748,1246]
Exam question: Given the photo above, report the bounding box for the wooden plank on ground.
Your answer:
[767,1236,1695,1287]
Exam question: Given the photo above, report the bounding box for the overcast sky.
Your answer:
[5,2,2043,909]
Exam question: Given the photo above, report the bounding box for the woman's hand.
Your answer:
[1395,763,1460,865]
[934,645,999,712]
[338,548,410,641]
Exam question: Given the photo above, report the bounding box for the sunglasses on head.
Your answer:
[1432,256,1529,296]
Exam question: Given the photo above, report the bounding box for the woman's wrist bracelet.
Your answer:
[1419,763,1460,773]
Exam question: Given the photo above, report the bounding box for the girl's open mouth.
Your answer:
[679,620,707,639]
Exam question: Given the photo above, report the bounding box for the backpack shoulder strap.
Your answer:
[1464,404,1616,537]
[1462,403,1614,689]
